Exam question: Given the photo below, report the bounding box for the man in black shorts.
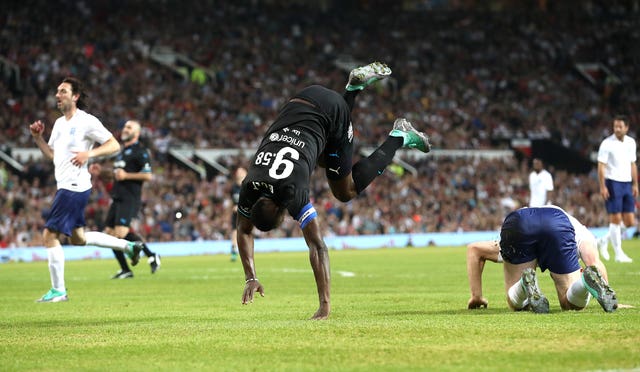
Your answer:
[237,62,431,319]
[90,120,160,278]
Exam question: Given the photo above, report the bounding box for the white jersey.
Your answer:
[528,169,553,207]
[597,134,637,182]
[48,109,113,192]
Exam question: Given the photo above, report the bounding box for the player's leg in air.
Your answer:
[326,62,431,203]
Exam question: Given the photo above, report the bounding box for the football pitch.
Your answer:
[2,243,639,371]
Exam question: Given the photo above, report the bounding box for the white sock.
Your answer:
[47,245,65,292]
[84,231,129,252]
[609,223,624,257]
[566,278,591,308]
[620,222,627,239]
[507,280,528,309]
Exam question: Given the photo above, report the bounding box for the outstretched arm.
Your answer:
[466,240,501,309]
[238,214,264,304]
[301,218,331,320]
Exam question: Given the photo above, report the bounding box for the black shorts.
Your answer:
[293,85,354,180]
[104,198,141,228]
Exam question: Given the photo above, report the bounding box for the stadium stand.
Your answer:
[0,1,638,246]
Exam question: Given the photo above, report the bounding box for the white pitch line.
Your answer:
[336,271,355,277]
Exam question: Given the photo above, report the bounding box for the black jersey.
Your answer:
[238,85,352,226]
[111,142,152,201]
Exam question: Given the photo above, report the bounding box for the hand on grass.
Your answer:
[242,279,264,304]
[468,296,488,309]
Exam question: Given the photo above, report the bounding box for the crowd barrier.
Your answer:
[1,227,619,263]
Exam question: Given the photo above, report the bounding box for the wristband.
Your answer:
[245,278,258,284]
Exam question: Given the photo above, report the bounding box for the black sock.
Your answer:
[342,90,360,111]
[113,249,130,272]
[351,136,403,194]
[125,232,155,257]
[142,245,154,257]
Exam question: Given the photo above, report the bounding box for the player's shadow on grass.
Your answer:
[377,308,515,316]
[16,316,175,328]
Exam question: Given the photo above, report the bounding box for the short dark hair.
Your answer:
[250,197,286,232]
[62,76,89,109]
[613,115,629,126]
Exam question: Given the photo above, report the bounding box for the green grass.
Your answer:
[1,242,640,371]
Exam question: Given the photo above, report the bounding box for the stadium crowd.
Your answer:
[0,151,607,248]
[1,0,638,247]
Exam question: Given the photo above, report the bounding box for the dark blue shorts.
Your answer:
[45,189,91,236]
[499,207,580,274]
[604,179,635,214]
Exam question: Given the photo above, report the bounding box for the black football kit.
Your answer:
[238,85,354,228]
